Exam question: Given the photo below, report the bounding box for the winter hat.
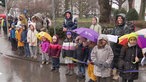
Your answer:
[66,31,72,35]
[98,34,108,41]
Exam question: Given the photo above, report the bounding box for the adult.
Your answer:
[63,10,77,32]
[90,16,102,34]
[111,13,133,80]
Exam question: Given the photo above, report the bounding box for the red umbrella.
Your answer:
[0,14,6,19]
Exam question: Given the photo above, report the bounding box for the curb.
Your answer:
[1,52,66,65]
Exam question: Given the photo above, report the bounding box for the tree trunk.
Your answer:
[128,0,133,9]
[139,0,146,20]
[98,0,111,23]
[65,0,69,11]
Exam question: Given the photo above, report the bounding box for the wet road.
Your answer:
[0,54,87,82]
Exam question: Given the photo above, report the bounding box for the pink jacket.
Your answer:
[40,41,50,53]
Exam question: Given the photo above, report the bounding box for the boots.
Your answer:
[65,69,70,75]
[69,69,74,76]
[112,68,119,80]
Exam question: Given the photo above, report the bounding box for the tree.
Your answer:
[65,0,69,11]
[0,0,5,7]
[112,0,126,9]
[126,8,139,21]
[128,0,133,9]
[139,0,146,20]
[99,0,111,23]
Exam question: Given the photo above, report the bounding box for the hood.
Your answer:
[116,13,126,25]
[29,22,36,29]
[94,16,99,23]
[64,10,72,19]
[98,34,108,44]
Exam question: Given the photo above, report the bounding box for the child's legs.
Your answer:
[41,53,45,61]
[29,46,33,56]
[32,46,37,56]
[25,43,30,56]
[81,64,85,75]
[54,58,60,68]
[77,63,82,74]
[44,53,49,61]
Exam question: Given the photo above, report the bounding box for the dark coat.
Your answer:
[76,43,89,62]
[63,11,77,31]
[111,14,133,68]
[21,29,28,43]
[119,45,143,80]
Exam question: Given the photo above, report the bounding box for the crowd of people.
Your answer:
[2,10,144,82]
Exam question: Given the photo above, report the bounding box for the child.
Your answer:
[9,24,17,51]
[88,41,97,82]
[90,16,102,34]
[21,25,30,57]
[40,36,50,64]
[27,23,38,59]
[76,37,89,79]
[119,34,143,82]
[91,34,113,82]
[62,31,76,76]
[15,25,24,56]
[49,35,61,71]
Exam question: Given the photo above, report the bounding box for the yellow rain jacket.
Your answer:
[87,63,97,81]
[15,28,24,47]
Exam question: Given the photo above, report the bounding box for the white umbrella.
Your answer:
[135,28,146,35]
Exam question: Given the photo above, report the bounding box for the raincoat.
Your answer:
[91,35,114,77]
[90,17,102,34]
[15,28,24,47]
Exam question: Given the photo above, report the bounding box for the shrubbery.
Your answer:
[126,8,139,21]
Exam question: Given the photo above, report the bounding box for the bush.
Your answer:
[126,8,139,21]
[112,8,127,17]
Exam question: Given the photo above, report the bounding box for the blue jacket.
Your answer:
[10,28,16,39]
[21,29,28,43]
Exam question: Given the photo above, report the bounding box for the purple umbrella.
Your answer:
[73,27,98,42]
[137,35,146,48]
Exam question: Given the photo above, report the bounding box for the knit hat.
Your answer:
[66,31,72,35]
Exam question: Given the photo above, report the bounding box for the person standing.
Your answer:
[39,36,50,64]
[119,34,143,82]
[21,25,30,57]
[50,35,61,71]
[91,34,113,82]
[15,25,24,56]
[111,13,134,80]
[27,23,38,59]
[62,31,76,76]
[90,16,102,34]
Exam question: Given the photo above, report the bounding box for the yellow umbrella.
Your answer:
[119,32,137,46]
[36,32,52,42]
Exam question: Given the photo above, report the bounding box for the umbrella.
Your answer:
[0,14,6,19]
[137,35,146,48]
[36,32,52,42]
[136,28,146,35]
[73,27,98,42]
[118,32,137,46]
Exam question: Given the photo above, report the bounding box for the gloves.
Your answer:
[103,62,110,68]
